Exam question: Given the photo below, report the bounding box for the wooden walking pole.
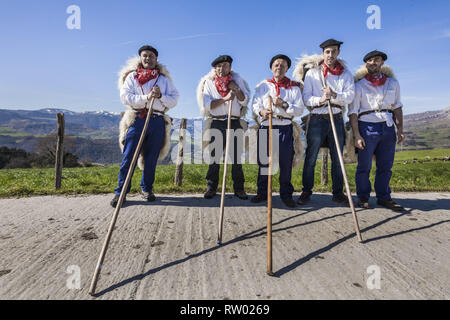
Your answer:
[321,71,363,242]
[174,118,187,186]
[217,100,233,245]
[89,95,158,296]
[267,96,274,276]
[54,113,65,190]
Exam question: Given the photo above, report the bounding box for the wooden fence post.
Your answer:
[321,148,328,185]
[174,118,187,186]
[54,113,65,190]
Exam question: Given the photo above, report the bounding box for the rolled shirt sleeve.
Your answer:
[348,83,361,116]
[302,71,322,107]
[393,80,403,109]
[331,70,355,106]
[159,76,179,110]
[120,73,148,109]
[202,81,215,113]
[235,76,250,107]
[285,86,305,117]
[252,83,267,119]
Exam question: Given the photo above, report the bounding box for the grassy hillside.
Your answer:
[1,148,449,197]
[394,148,450,161]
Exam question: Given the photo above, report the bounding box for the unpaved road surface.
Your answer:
[0,192,449,300]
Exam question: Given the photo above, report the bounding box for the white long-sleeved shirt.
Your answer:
[302,67,355,114]
[348,77,403,127]
[252,80,305,126]
[202,74,250,119]
[120,73,179,113]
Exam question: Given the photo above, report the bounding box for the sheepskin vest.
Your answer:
[292,54,356,161]
[117,56,173,169]
[197,69,250,151]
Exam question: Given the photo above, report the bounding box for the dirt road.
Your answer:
[0,192,449,300]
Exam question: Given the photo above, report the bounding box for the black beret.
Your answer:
[363,50,388,62]
[138,45,158,57]
[270,54,291,69]
[211,55,233,67]
[320,38,343,50]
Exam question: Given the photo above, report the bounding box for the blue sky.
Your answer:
[0,0,449,118]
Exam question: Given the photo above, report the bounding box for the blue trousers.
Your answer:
[257,124,294,199]
[302,114,345,195]
[114,115,165,195]
[355,121,396,201]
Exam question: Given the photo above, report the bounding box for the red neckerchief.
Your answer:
[135,66,159,86]
[365,73,387,86]
[266,76,299,96]
[322,61,344,78]
[214,74,232,97]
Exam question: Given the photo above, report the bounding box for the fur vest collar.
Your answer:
[292,54,348,84]
[353,64,395,82]
[117,56,172,90]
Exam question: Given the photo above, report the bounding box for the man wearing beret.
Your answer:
[298,39,355,206]
[349,50,405,210]
[111,45,179,207]
[197,55,250,199]
[251,54,305,207]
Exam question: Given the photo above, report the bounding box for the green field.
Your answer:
[0,126,45,138]
[394,148,450,161]
[1,148,449,197]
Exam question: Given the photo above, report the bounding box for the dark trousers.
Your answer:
[355,121,396,201]
[257,124,294,199]
[302,114,345,195]
[115,115,165,195]
[206,119,245,192]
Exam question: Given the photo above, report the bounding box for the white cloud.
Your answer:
[402,96,436,102]
[435,30,450,39]
[168,33,226,41]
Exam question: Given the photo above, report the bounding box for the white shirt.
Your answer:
[252,80,305,126]
[202,74,250,119]
[302,67,355,114]
[349,77,403,127]
[120,73,179,113]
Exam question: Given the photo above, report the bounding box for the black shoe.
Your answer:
[142,191,156,202]
[204,189,217,199]
[282,197,296,208]
[357,197,370,209]
[297,191,311,205]
[110,194,125,208]
[234,190,248,200]
[332,193,350,205]
[377,199,404,211]
[250,194,267,203]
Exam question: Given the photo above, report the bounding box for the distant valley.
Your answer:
[0,106,448,164]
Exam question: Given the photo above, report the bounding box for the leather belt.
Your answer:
[358,109,393,118]
[310,113,342,119]
[312,103,343,110]
[137,109,165,119]
[274,115,293,120]
[211,115,240,120]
